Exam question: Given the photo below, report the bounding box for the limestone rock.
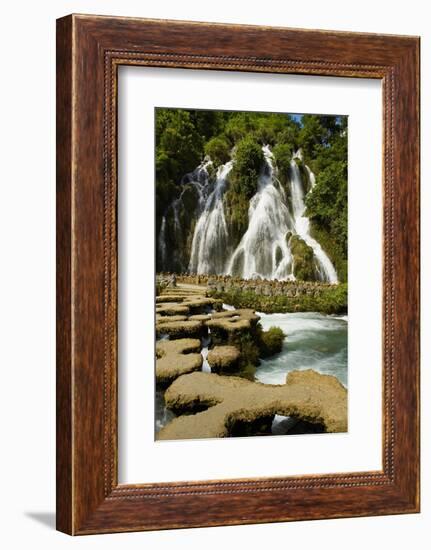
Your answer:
[206,309,260,336]
[156,303,190,316]
[156,320,204,339]
[156,338,202,386]
[207,345,240,372]
[189,314,211,322]
[158,369,347,440]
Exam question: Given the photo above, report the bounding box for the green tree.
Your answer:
[204,135,231,165]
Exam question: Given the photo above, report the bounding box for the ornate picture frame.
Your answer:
[56,14,420,534]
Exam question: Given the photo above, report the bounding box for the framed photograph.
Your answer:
[56,14,420,534]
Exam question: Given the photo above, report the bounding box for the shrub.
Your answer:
[231,135,264,197]
[272,143,293,184]
[204,136,231,165]
[290,235,316,281]
[258,327,285,358]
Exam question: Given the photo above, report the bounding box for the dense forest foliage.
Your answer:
[155,108,348,281]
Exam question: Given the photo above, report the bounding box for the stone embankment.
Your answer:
[157,272,332,298]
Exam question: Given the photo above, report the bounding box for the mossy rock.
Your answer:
[156,338,203,386]
[258,326,285,358]
[156,320,204,339]
[207,345,241,372]
[156,303,190,316]
[181,183,200,214]
[156,315,188,324]
[189,314,211,322]
[158,369,347,440]
[206,309,260,341]
[290,235,317,281]
[309,222,348,283]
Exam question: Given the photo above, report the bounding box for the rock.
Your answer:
[207,345,240,372]
[205,309,260,340]
[156,338,202,386]
[290,235,316,281]
[157,369,347,440]
[156,320,204,339]
[156,315,188,324]
[156,303,190,316]
[189,314,211,322]
[182,296,219,314]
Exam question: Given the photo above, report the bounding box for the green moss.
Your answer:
[204,135,231,165]
[272,143,293,186]
[290,235,317,281]
[223,191,250,248]
[309,224,348,283]
[223,135,264,248]
[208,284,348,315]
[206,162,217,183]
[257,326,285,358]
[181,184,200,213]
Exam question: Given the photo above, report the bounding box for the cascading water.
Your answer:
[158,216,167,268]
[188,161,233,275]
[289,161,338,283]
[226,146,295,280]
[157,160,210,271]
[158,145,338,283]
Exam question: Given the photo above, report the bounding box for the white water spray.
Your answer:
[188,161,233,274]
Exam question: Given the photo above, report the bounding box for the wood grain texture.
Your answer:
[56,14,420,535]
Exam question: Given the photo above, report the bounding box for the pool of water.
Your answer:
[255,311,348,387]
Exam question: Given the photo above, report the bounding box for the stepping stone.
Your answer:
[157,369,347,440]
[156,338,202,386]
[207,345,240,372]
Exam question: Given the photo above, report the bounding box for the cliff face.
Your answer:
[156,109,348,282]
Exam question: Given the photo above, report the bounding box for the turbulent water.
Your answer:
[158,145,338,283]
[255,311,348,387]
[188,162,233,274]
[289,160,338,283]
[226,146,294,280]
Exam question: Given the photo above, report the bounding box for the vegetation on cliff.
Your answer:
[289,234,317,281]
[155,108,348,280]
[208,283,348,315]
[224,135,264,245]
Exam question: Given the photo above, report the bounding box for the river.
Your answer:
[255,311,347,387]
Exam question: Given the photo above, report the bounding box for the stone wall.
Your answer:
[157,272,334,298]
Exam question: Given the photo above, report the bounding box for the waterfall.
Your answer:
[158,145,339,283]
[188,161,233,275]
[158,216,167,267]
[289,161,338,283]
[226,146,294,280]
[305,164,316,190]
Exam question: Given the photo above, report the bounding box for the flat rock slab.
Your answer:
[157,369,347,440]
[156,314,188,324]
[207,345,240,371]
[206,309,259,333]
[189,314,212,322]
[156,303,190,316]
[156,338,203,386]
[156,319,204,339]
